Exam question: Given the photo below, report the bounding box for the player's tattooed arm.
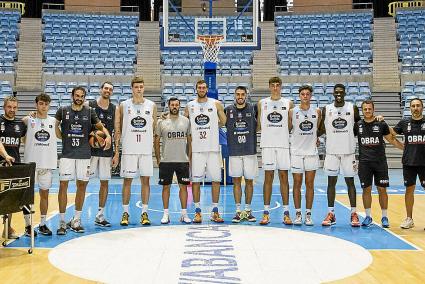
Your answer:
[256,101,262,132]
[216,101,226,126]
[317,107,326,136]
[112,105,121,168]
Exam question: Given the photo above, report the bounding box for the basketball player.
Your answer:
[0,96,35,238]
[288,85,321,226]
[355,100,404,228]
[257,76,294,225]
[0,141,14,165]
[119,76,157,226]
[55,87,111,235]
[393,98,425,229]
[319,83,361,227]
[184,80,226,223]
[23,94,58,236]
[88,82,120,227]
[225,86,257,223]
[154,97,191,224]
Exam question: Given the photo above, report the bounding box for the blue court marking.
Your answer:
[8,184,418,250]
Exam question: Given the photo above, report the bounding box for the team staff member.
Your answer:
[88,82,120,227]
[154,97,191,224]
[355,100,403,228]
[55,87,111,235]
[393,98,425,229]
[225,86,257,223]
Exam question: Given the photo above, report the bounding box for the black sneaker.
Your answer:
[232,211,242,223]
[57,221,67,235]
[95,215,111,227]
[24,225,37,237]
[38,224,52,236]
[68,218,85,233]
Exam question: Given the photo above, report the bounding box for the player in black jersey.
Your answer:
[393,98,425,229]
[355,100,404,228]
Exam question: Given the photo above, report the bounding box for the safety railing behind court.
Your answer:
[388,1,424,17]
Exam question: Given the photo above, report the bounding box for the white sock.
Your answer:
[264,205,270,212]
[296,208,301,213]
[24,214,31,227]
[194,202,201,209]
[365,208,371,217]
[283,205,289,212]
[306,209,311,214]
[123,205,129,213]
[236,203,241,212]
[181,209,187,216]
[163,209,169,215]
[382,209,388,217]
[97,207,104,217]
[328,207,334,213]
[60,213,65,222]
[212,203,218,209]
[351,207,356,213]
[74,210,81,220]
[142,204,148,213]
[40,215,46,226]
[245,204,251,211]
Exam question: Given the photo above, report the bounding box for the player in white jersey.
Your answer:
[119,76,158,226]
[184,80,226,223]
[257,76,294,225]
[289,85,321,226]
[319,83,361,227]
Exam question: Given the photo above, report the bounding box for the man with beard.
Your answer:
[225,86,257,223]
[184,80,227,223]
[154,97,191,224]
[88,82,120,227]
[55,86,111,235]
[393,98,425,229]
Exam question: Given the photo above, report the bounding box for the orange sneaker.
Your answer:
[210,211,224,223]
[283,211,293,225]
[351,212,360,227]
[322,212,336,226]
[193,211,202,223]
[259,212,270,225]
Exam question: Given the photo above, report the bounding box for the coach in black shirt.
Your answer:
[393,98,425,229]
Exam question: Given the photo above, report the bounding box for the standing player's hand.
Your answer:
[112,152,119,168]
[104,135,112,150]
[28,111,36,118]
[375,115,385,121]
[4,155,14,166]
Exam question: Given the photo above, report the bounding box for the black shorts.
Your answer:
[403,165,425,187]
[159,162,190,185]
[358,160,389,189]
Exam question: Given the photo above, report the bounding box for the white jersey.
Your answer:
[291,106,318,156]
[188,98,220,152]
[324,102,356,154]
[260,97,290,148]
[24,116,57,169]
[121,98,155,155]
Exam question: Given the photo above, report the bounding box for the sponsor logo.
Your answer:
[145,110,150,115]
[167,131,186,139]
[35,129,50,142]
[299,120,313,132]
[0,123,4,131]
[234,120,248,131]
[195,114,210,126]
[267,111,283,123]
[372,125,380,133]
[332,118,348,129]
[360,137,380,145]
[0,136,20,146]
[131,116,147,128]
[69,123,83,134]
[0,177,31,193]
[14,124,20,132]
[407,135,425,144]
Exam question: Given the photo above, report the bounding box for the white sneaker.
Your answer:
[293,212,302,225]
[161,214,170,224]
[304,213,314,226]
[400,217,414,229]
[180,214,191,224]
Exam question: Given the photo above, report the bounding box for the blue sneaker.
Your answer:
[361,216,373,227]
[381,217,390,228]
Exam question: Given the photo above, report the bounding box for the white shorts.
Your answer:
[324,153,357,177]
[59,158,91,181]
[36,169,53,189]
[90,156,112,180]
[291,155,319,173]
[229,155,258,179]
[191,151,222,182]
[262,148,290,171]
[120,154,153,178]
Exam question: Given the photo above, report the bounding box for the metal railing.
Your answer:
[0,1,25,15]
[42,3,139,13]
[388,1,424,17]
[275,2,373,13]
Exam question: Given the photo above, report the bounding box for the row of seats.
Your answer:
[0,81,13,98]
[42,13,139,24]
[0,11,20,72]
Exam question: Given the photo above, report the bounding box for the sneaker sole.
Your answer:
[247,219,256,222]
[232,219,241,223]
[141,222,151,226]
[192,220,202,223]
[95,222,111,227]
[211,219,224,223]
[39,232,52,236]
[70,228,85,233]
[161,220,170,224]
[382,224,390,228]
[57,231,67,236]
[322,222,336,226]
[304,222,314,226]
[293,222,302,226]
[120,223,129,226]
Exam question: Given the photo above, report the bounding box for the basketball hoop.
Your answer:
[197,34,224,63]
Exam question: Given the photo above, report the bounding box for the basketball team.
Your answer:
[1,76,424,238]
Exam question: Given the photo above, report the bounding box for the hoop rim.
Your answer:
[196,34,225,45]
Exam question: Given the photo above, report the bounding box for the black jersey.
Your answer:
[0,115,26,162]
[355,120,390,162]
[55,105,99,159]
[89,100,115,157]
[394,118,425,166]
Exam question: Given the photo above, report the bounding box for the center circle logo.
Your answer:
[234,120,248,131]
[35,130,50,142]
[299,120,313,132]
[267,111,283,123]
[332,118,348,129]
[195,114,210,126]
[131,116,146,128]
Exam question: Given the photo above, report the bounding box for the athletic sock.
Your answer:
[123,205,129,214]
[305,209,311,215]
[351,207,356,213]
[40,215,46,226]
[163,209,169,215]
[74,210,81,220]
[194,202,201,210]
[245,204,251,211]
[60,213,65,222]
[235,203,241,212]
[97,207,104,217]
[296,208,301,214]
[283,205,289,212]
[24,214,31,227]
[181,209,187,216]
[142,204,148,214]
[382,209,388,218]
[328,207,334,213]
[264,205,270,213]
[365,208,371,217]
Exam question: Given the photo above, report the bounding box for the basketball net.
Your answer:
[197,35,224,63]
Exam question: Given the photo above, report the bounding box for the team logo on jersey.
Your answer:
[422,123,425,130]
[49,124,53,128]
[346,112,351,115]
[372,125,380,133]
[107,115,113,120]
[208,108,213,112]
[131,116,146,128]
[14,125,20,132]
[35,129,50,142]
[359,126,363,134]
[281,106,287,110]
[69,123,83,134]
[82,115,88,121]
[267,111,283,123]
[74,115,79,120]
[0,123,4,132]
[312,115,316,118]
[234,120,248,131]
[246,113,252,117]
[332,118,348,129]
[195,114,210,126]
[99,113,104,119]
[407,123,411,132]
[299,120,313,132]
[145,110,150,115]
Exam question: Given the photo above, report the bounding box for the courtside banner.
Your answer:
[0,162,35,215]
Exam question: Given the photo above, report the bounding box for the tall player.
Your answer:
[154,97,191,224]
[225,86,257,223]
[88,82,120,227]
[257,77,294,225]
[119,76,157,226]
[393,98,425,229]
[319,84,361,227]
[23,94,58,236]
[184,80,226,223]
[288,85,321,226]
[355,100,404,228]
[55,87,111,235]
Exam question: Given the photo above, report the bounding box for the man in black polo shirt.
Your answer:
[355,100,404,228]
[393,98,425,229]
